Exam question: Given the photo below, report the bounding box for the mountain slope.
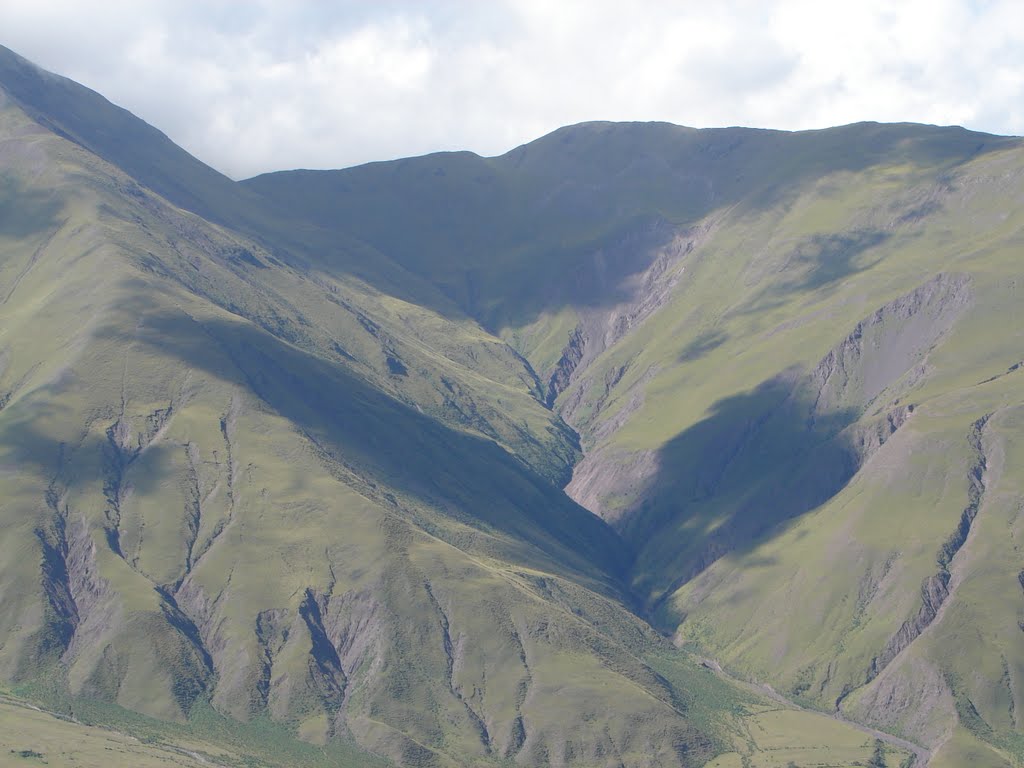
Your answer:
[5,41,1024,768]
[0,49,722,768]
[247,115,1024,765]
[545,131,1024,767]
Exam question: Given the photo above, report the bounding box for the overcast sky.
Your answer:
[2,0,1022,179]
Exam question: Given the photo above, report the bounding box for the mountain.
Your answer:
[0,42,1023,768]
[247,114,1024,767]
[0,45,710,768]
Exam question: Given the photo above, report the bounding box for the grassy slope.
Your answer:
[648,651,914,768]
[549,140,1024,764]
[0,695,233,768]
[243,121,1008,367]
[0,691,387,768]
[247,113,1024,765]
[0,62,717,768]
[521,133,1021,765]
[0,44,585,489]
[1,651,908,768]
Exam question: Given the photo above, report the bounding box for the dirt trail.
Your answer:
[0,693,233,767]
[701,658,932,766]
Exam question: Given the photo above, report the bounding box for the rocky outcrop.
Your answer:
[545,221,711,418]
[101,402,175,559]
[30,483,77,672]
[808,272,970,418]
[545,327,586,407]
[60,515,121,670]
[846,404,914,461]
[865,573,951,686]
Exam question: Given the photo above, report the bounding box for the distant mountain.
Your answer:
[1,42,1023,768]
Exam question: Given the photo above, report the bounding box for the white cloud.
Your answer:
[0,0,1021,178]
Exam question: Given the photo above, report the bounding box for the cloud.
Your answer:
[1,0,1021,178]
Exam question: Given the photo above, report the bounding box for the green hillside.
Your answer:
[0,46,712,768]
[2,41,1024,768]
[247,105,1024,766]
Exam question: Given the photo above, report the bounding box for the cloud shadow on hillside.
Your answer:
[0,175,63,240]
[623,374,866,622]
[678,330,729,363]
[786,229,888,292]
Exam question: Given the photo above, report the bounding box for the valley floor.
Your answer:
[695,657,926,766]
[0,695,232,768]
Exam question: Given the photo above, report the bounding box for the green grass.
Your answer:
[0,690,384,768]
[529,135,1024,756]
[647,650,753,751]
[648,650,913,768]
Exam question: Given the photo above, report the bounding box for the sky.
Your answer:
[1,0,1022,179]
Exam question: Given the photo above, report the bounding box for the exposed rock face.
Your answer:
[60,516,119,668]
[843,656,958,750]
[0,96,713,764]
[807,272,971,417]
[54,515,212,719]
[538,223,712,525]
[546,222,710,418]
[12,387,710,766]
[546,326,586,407]
[866,572,951,685]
